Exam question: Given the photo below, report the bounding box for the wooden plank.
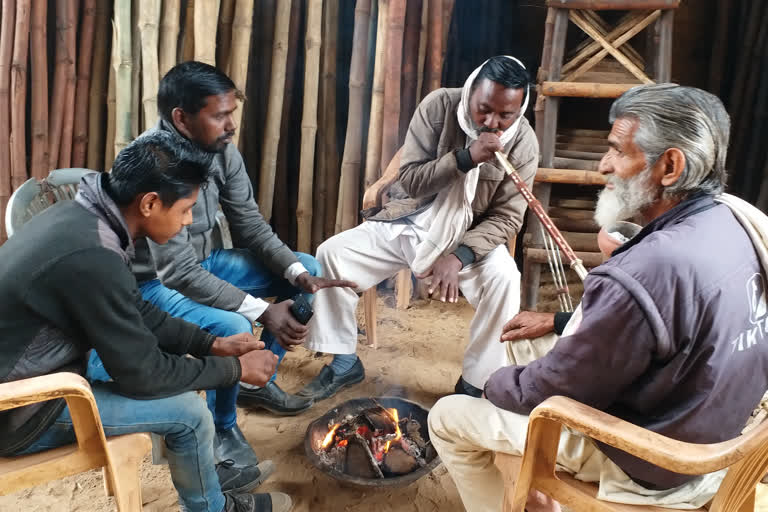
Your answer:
[561,129,608,137]
[545,0,679,9]
[557,142,609,153]
[551,198,595,209]
[554,157,600,171]
[655,9,674,82]
[548,207,596,220]
[542,81,635,98]
[569,11,653,84]
[579,10,644,71]
[524,231,598,252]
[562,11,644,75]
[524,247,603,268]
[552,217,600,233]
[555,149,604,161]
[535,168,606,185]
[557,134,610,145]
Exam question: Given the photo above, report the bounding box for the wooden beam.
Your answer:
[546,0,679,9]
[562,11,645,76]
[524,247,604,268]
[541,81,635,98]
[535,167,606,185]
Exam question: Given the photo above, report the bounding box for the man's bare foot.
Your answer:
[525,489,561,512]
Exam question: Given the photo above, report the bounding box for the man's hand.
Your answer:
[295,272,358,294]
[416,254,463,303]
[238,350,279,387]
[469,132,503,164]
[258,300,309,351]
[210,333,265,357]
[500,311,556,342]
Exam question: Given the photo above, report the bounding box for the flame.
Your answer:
[382,408,402,454]
[338,439,348,447]
[321,423,341,449]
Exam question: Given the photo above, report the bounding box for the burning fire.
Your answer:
[382,408,401,454]
[321,423,341,449]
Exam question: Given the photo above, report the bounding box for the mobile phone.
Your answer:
[290,294,314,325]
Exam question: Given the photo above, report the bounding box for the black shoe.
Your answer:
[214,425,260,467]
[223,491,293,512]
[237,381,314,416]
[216,459,275,494]
[296,358,365,401]
[454,376,483,398]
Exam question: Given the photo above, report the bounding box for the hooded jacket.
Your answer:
[0,173,240,455]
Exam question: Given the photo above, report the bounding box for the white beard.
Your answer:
[594,169,658,228]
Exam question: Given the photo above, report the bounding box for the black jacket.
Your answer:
[0,173,240,455]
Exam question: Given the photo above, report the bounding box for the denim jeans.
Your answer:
[86,249,321,432]
[17,385,225,512]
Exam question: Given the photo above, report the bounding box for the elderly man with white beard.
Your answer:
[427,83,768,512]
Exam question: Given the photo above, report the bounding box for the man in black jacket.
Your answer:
[0,132,291,512]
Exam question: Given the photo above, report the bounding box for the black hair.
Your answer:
[157,61,244,122]
[472,56,530,103]
[103,130,213,206]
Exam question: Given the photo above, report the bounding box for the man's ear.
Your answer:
[657,147,686,188]
[171,107,194,139]
[138,192,163,218]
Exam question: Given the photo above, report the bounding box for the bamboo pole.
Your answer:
[58,0,79,169]
[273,0,302,244]
[420,0,442,97]
[29,0,48,179]
[179,0,195,63]
[159,0,179,77]
[10,0,31,189]
[130,0,141,138]
[441,0,454,54]
[194,0,220,66]
[399,0,421,141]
[296,0,323,252]
[87,1,110,170]
[415,0,427,101]
[258,0,292,223]
[49,0,75,171]
[72,0,96,168]
[319,0,339,243]
[541,81,634,98]
[217,0,235,72]
[112,0,133,157]
[380,0,405,173]
[363,0,388,190]
[139,0,161,131]
[336,0,372,233]
[229,0,254,148]
[104,55,116,168]
[0,0,15,242]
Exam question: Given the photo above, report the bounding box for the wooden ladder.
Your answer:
[522,0,679,310]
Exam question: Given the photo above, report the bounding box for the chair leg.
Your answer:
[395,269,412,310]
[738,489,755,512]
[105,434,150,512]
[363,287,378,349]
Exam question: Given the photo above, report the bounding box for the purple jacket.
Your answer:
[486,194,768,489]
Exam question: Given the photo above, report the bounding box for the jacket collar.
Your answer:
[612,193,717,257]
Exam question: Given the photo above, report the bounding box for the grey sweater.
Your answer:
[132,120,299,310]
[486,194,768,489]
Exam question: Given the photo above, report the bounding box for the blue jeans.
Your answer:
[17,385,225,512]
[87,249,321,431]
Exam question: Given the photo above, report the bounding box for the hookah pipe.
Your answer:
[494,152,589,282]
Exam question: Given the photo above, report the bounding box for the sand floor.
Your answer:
[2,293,767,511]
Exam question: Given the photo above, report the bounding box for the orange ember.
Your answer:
[338,439,348,447]
[321,423,341,449]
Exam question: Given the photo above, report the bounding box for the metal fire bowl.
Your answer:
[304,397,441,488]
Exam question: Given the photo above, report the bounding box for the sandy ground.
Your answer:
[3,292,768,512]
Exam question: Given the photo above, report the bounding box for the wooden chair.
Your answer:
[0,373,151,511]
[495,395,768,512]
[361,148,408,349]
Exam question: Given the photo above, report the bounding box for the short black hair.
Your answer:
[472,56,530,102]
[157,61,243,122]
[104,131,213,206]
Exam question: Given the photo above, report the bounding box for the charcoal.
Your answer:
[345,435,384,479]
[405,418,425,449]
[363,406,398,436]
[383,446,419,475]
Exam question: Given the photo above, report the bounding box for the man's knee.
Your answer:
[428,395,468,440]
[296,252,323,278]
[210,310,253,337]
[162,392,216,441]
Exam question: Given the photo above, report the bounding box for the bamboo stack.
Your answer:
[10,0,31,190]
[29,0,48,179]
[72,0,96,168]
[0,0,15,242]
[229,0,255,148]
[297,0,323,253]
[363,0,388,190]
[139,0,161,132]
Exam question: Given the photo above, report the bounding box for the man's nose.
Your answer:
[183,210,194,226]
[226,114,237,133]
[483,115,499,130]
[598,153,612,175]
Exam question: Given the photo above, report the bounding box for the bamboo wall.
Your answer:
[0,0,750,250]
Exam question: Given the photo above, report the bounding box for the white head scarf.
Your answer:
[457,56,530,148]
[410,56,529,275]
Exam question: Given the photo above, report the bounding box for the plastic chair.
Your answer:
[495,395,768,512]
[0,373,151,511]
